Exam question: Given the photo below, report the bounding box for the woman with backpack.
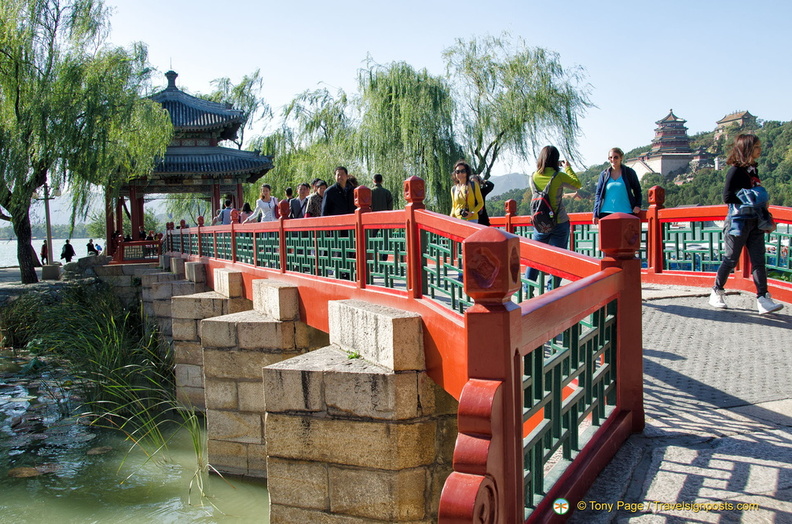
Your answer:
[525,145,581,288]
[593,147,642,224]
[450,160,484,223]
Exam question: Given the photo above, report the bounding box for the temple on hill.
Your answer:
[715,110,757,140]
[105,70,273,251]
[625,109,696,179]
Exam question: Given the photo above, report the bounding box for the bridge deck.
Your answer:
[571,287,792,523]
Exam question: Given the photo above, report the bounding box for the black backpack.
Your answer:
[530,171,559,234]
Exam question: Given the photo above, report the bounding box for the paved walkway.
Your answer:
[1,269,789,522]
[572,285,792,524]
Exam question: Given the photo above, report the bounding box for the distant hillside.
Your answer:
[487,172,529,198]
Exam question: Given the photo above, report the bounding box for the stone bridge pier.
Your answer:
[97,255,458,522]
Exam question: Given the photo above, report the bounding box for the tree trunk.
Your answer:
[14,213,39,284]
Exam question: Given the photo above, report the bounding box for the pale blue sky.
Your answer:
[104,0,792,174]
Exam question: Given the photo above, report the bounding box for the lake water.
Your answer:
[0,350,270,523]
[0,238,98,268]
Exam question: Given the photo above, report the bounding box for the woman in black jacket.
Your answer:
[592,147,642,224]
[709,134,782,314]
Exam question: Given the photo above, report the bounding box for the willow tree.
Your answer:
[0,0,172,283]
[443,34,593,179]
[203,69,272,150]
[250,88,357,201]
[357,61,462,212]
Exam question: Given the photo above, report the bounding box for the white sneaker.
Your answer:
[709,288,728,309]
[757,293,784,314]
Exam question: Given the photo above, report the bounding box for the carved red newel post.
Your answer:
[439,227,522,524]
[599,212,644,432]
[278,200,290,272]
[645,186,665,274]
[354,185,372,288]
[504,199,517,234]
[404,176,426,299]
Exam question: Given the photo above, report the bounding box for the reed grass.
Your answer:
[14,280,216,503]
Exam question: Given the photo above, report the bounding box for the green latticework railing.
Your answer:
[285,231,317,274]
[216,233,232,261]
[315,229,356,280]
[255,232,280,268]
[199,233,213,257]
[186,234,197,256]
[662,222,724,272]
[170,233,181,254]
[236,232,255,265]
[572,224,600,258]
[767,224,792,277]
[523,300,617,515]
[365,228,407,290]
[420,230,471,314]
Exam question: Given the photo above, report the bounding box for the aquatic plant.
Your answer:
[16,280,217,504]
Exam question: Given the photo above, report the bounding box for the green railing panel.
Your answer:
[314,229,356,280]
[420,230,472,314]
[200,233,213,257]
[255,232,280,269]
[366,228,407,290]
[188,233,198,256]
[285,231,317,275]
[766,223,792,280]
[171,234,181,254]
[572,224,600,258]
[662,222,724,272]
[236,233,255,265]
[216,233,232,261]
[522,300,617,515]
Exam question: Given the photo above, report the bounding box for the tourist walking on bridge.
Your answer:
[40,240,48,265]
[322,167,355,216]
[525,145,581,288]
[305,179,327,218]
[244,185,279,223]
[450,161,484,222]
[709,134,783,314]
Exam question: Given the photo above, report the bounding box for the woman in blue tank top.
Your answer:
[592,147,642,224]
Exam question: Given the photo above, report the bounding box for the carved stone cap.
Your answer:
[463,228,521,302]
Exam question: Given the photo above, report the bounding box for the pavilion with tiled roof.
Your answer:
[109,70,273,248]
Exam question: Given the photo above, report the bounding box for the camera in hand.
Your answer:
[460,209,469,218]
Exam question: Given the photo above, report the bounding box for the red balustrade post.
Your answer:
[598,213,644,432]
[196,217,203,258]
[404,176,426,299]
[439,227,522,524]
[230,209,239,263]
[354,185,372,288]
[278,200,289,273]
[646,186,665,274]
[504,199,516,234]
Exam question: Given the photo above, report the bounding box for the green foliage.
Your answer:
[248,88,357,203]
[357,61,462,212]
[18,280,210,493]
[0,0,172,282]
[0,292,52,348]
[443,33,593,179]
[201,69,272,150]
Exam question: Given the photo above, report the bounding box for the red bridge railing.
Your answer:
[163,178,789,522]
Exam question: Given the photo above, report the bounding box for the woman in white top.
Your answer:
[244,184,279,223]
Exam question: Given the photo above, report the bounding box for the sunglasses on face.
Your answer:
[454,169,466,174]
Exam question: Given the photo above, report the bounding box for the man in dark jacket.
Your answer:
[321,166,356,216]
[371,173,393,212]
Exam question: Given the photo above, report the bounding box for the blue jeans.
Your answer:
[525,221,571,287]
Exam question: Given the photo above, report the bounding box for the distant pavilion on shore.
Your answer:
[105,70,273,253]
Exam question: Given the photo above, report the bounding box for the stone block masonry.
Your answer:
[201,275,329,478]
[263,299,458,523]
